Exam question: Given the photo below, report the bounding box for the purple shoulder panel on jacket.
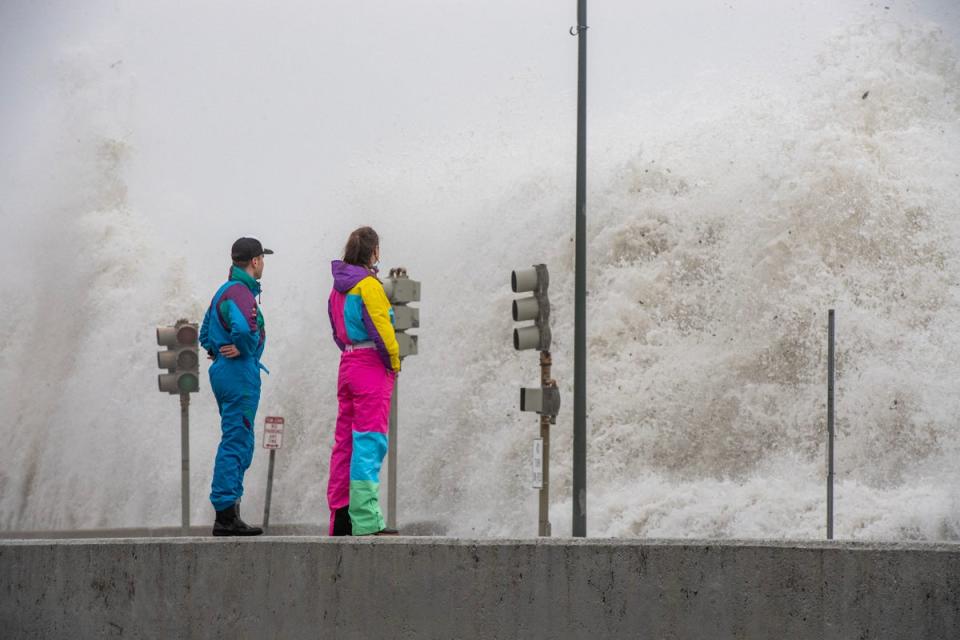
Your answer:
[332,260,372,293]
[219,283,258,332]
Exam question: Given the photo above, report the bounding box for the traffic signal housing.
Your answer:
[384,268,420,359]
[157,319,200,394]
[520,385,561,418]
[511,264,550,351]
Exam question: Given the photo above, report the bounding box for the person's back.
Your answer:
[202,269,267,369]
[328,260,399,372]
[198,237,273,536]
[325,226,400,536]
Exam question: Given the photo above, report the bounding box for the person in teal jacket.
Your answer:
[199,237,273,536]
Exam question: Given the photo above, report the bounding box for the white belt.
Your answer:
[344,342,376,352]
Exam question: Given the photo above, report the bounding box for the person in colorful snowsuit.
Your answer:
[199,237,273,536]
[326,226,400,536]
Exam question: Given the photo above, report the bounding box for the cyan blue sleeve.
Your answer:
[199,306,214,355]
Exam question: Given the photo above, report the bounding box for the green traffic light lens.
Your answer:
[178,373,199,393]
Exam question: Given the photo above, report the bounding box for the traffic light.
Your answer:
[511,264,558,537]
[157,319,200,394]
[511,264,550,351]
[384,268,420,359]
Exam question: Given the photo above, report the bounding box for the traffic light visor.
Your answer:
[511,268,539,293]
[513,297,539,322]
[514,325,541,350]
[157,326,177,347]
[158,351,178,369]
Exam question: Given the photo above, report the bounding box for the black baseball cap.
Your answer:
[231,237,274,261]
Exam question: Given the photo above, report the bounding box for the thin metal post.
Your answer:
[827,309,835,540]
[572,0,588,538]
[263,449,276,533]
[539,351,552,537]
[387,376,398,529]
[180,393,190,534]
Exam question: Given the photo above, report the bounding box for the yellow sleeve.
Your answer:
[360,277,401,372]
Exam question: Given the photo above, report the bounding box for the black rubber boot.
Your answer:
[332,506,352,536]
[373,527,400,536]
[213,503,263,537]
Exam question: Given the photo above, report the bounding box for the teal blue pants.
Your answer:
[208,358,261,512]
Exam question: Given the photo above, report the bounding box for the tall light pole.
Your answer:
[572,0,588,538]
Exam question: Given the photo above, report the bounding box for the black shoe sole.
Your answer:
[212,529,264,536]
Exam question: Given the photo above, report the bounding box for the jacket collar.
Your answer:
[229,265,262,296]
[331,260,374,293]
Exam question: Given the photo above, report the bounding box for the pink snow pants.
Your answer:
[327,348,395,535]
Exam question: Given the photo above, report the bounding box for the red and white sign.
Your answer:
[263,416,285,450]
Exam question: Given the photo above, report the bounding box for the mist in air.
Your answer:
[1,0,959,539]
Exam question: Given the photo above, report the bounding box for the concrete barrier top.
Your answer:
[3,535,959,552]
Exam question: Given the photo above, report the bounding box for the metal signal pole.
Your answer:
[572,0,588,538]
[539,351,554,537]
[388,377,398,530]
[262,449,276,532]
[383,268,420,531]
[827,309,835,540]
[180,393,190,534]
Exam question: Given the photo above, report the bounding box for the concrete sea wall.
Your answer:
[1,537,958,639]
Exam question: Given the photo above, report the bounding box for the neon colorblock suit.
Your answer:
[199,266,268,512]
[327,260,400,535]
